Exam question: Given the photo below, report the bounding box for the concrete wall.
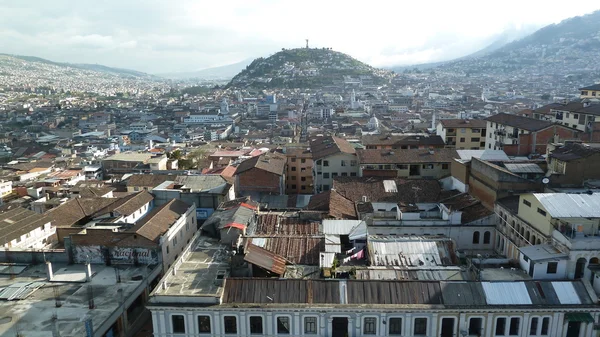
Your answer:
[517,194,554,236]
[160,204,197,272]
[519,254,568,279]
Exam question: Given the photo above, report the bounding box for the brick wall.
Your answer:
[238,167,282,194]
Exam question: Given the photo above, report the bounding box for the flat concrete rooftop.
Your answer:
[0,263,155,337]
[150,235,230,304]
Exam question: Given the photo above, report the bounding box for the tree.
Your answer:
[541,93,551,101]
[185,148,211,170]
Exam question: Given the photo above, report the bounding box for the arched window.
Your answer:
[483,231,491,244]
[536,238,542,245]
[525,231,530,242]
[531,235,536,245]
[473,231,480,244]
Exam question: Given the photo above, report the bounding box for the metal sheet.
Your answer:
[320,252,336,268]
[534,193,600,218]
[322,220,364,235]
[482,282,532,305]
[551,281,582,304]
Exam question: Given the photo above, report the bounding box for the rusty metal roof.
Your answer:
[244,244,286,275]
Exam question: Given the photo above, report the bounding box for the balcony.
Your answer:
[494,129,506,136]
[553,222,600,250]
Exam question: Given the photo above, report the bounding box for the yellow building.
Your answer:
[580,84,600,99]
[436,119,487,149]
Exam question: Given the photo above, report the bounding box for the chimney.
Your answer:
[85,263,93,282]
[46,261,54,281]
[362,196,368,202]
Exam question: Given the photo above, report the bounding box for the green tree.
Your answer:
[541,94,551,100]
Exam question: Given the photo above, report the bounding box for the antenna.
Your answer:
[305,39,309,49]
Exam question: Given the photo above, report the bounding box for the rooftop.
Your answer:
[486,113,553,131]
[357,148,458,164]
[309,136,355,160]
[439,119,487,128]
[533,193,600,218]
[103,152,152,162]
[361,134,445,146]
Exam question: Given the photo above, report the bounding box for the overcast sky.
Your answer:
[1,0,599,74]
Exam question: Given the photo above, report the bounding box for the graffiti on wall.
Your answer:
[74,245,159,265]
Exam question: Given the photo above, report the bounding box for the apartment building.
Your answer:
[436,119,487,149]
[309,136,358,193]
[485,113,580,156]
[284,146,314,194]
[580,83,600,99]
[357,148,457,179]
[361,134,445,150]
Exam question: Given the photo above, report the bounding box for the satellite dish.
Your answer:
[542,177,550,184]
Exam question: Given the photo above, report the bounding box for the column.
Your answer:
[381,313,387,336]
[239,312,247,336]
[293,313,300,336]
[405,313,412,337]
[459,312,467,335]
[430,314,438,337]
[486,313,494,337]
[350,315,357,337]
[213,311,221,336]
[187,312,194,335]
[266,312,273,336]
[521,313,529,337]
[327,317,333,337]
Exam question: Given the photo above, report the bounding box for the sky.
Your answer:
[1,0,599,74]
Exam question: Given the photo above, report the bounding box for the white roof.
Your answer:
[533,193,600,218]
[551,282,582,304]
[482,282,532,305]
[456,150,510,162]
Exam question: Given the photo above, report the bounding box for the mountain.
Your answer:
[0,53,153,78]
[158,58,254,80]
[437,10,600,76]
[226,48,390,89]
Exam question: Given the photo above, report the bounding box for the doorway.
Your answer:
[332,317,349,337]
[566,321,581,337]
[575,258,586,279]
[409,165,420,176]
[441,318,455,337]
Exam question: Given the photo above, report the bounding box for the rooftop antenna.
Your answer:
[305,39,309,49]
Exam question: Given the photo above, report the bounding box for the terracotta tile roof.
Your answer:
[361,134,445,147]
[550,142,600,161]
[307,190,357,219]
[333,177,442,204]
[439,119,487,128]
[0,207,50,244]
[309,136,356,160]
[129,199,191,242]
[580,84,600,91]
[254,214,321,235]
[439,193,493,224]
[235,152,286,176]
[106,190,154,216]
[357,148,458,164]
[45,197,119,228]
[485,113,552,131]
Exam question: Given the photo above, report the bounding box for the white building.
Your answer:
[309,136,359,193]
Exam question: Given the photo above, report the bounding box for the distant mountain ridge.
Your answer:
[226,48,390,89]
[0,53,154,78]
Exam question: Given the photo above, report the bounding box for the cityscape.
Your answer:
[1,3,600,337]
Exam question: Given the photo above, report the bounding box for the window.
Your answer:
[316,160,322,165]
[341,172,347,176]
[301,159,306,163]
[448,128,455,133]
[483,231,491,244]
[291,166,297,171]
[350,160,357,166]
[291,176,296,180]
[529,317,538,336]
[397,164,409,169]
[323,185,330,191]
[537,208,547,216]
[473,231,480,244]
[341,160,347,166]
[541,318,550,335]
[350,172,357,177]
[332,172,338,177]
[363,317,376,335]
[442,164,449,170]
[304,317,317,334]
[495,318,506,336]
[323,160,329,167]
[523,199,531,207]
[277,316,290,334]
[172,315,186,333]
[460,128,466,133]
[574,114,579,119]
[422,164,434,169]
[469,318,483,336]
[166,246,170,254]
[471,137,480,142]
[249,316,263,334]
[301,185,306,190]
[198,316,211,333]
[546,262,558,274]
[509,318,520,336]
[460,137,466,142]
[389,317,402,335]
[173,237,177,246]
[472,128,481,133]
[323,173,330,179]
[414,318,427,336]
[291,158,296,162]
[301,177,306,181]
[224,316,237,334]
[291,184,297,189]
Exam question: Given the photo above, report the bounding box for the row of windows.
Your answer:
[290,166,308,172]
[321,172,357,178]
[472,231,492,244]
[363,164,450,170]
[170,315,426,335]
[171,315,552,336]
[316,160,358,167]
[287,184,308,190]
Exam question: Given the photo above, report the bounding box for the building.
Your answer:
[546,142,600,187]
[310,136,358,193]
[357,148,457,179]
[284,146,314,194]
[102,152,153,175]
[436,119,487,149]
[550,101,600,132]
[0,207,54,248]
[126,174,174,192]
[485,113,581,156]
[580,83,600,99]
[234,152,286,199]
[0,179,12,198]
[361,134,445,150]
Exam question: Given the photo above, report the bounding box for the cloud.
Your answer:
[0,0,598,73]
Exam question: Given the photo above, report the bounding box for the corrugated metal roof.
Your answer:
[368,236,457,267]
[383,180,398,193]
[346,281,443,305]
[244,244,286,275]
[456,150,510,162]
[552,281,582,304]
[324,234,341,253]
[248,237,324,265]
[441,282,487,306]
[320,252,336,268]
[518,244,569,262]
[534,193,600,218]
[355,269,463,281]
[322,220,364,235]
[525,281,561,305]
[482,282,532,305]
[504,163,544,174]
[0,282,44,300]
